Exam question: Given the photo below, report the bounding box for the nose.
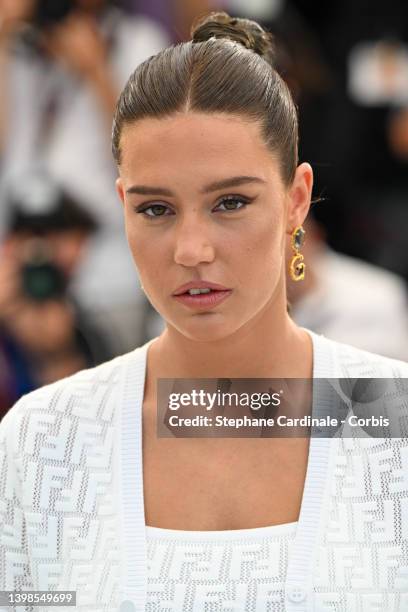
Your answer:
[173,218,215,267]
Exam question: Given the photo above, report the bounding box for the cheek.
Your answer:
[124,216,168,287]
[125,213,148,255]
[237,211,284,279]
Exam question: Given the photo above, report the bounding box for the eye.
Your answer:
[213,195,252,212]
[136,203,173,217]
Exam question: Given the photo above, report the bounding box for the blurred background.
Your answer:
[1,0,408,417]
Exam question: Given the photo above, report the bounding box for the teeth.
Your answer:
[188,288,212,295]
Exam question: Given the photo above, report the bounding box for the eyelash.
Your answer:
[135,195,253,218]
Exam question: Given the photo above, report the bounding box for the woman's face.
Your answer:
[117,112,312,342]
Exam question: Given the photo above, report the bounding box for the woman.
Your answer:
[1,11,407,612]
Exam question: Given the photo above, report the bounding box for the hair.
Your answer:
[7,188,98,235]
[112,11,299,186]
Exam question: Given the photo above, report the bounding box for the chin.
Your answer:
[170,312,238,343]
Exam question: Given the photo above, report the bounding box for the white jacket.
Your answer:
[1,331,407,611]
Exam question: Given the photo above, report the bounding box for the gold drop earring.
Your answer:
[289,225,306,281]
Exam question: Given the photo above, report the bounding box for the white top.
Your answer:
[145,522,297,610]
[0,330,408,612]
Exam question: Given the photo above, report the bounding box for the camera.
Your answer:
[5,171,98,302]
[20,240,68,302]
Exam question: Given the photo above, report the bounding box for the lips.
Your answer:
[173,288,233,310]
[173,280,231,296]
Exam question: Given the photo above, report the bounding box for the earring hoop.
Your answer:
[289,225,306,282]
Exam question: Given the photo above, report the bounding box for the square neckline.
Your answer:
[118,329,337,605]
[140,328,322,536]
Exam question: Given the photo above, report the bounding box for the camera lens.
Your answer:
[22,262,67,301]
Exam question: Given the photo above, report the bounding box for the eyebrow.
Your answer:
[125,175,266,197]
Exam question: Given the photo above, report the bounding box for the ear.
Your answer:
[116,177,125,207]
[285,162,313,234]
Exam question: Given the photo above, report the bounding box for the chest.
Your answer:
[142,400,310,530]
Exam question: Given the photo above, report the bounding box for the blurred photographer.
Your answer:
[22,0,125,121]
[286,216,408,361]
[0,172,113,418]
[0,0,168,346]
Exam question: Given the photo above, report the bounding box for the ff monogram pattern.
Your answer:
[144,437,408,610]
[146,523,297,611]
[0,355,124,611]
[0,338,408,611]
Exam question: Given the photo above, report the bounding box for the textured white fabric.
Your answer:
[145,522,297,611]
[143,440,408,611]
[0,330,407,611]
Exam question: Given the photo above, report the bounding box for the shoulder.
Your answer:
[310,330,408,378]
[334,339,408,378]
[310,335,408,500]
[0,349,135,455]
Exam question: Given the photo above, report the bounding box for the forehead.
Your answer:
[118,112,281,185]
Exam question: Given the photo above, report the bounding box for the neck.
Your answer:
[148,291,313,379]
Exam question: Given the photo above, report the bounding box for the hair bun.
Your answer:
[191,11,275,64]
